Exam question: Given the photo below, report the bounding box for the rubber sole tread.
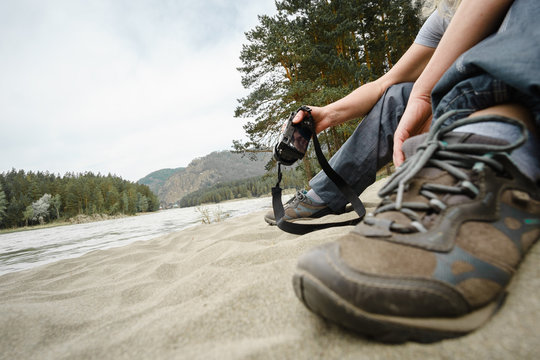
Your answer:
[292,270,499,343]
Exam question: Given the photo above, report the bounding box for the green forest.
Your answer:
[234,0,423,180]
[0,170,159,229]
[179,169,305,207]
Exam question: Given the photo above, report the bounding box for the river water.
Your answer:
[0,196,277,275]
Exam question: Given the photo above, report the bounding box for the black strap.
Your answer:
[272,109,365,235]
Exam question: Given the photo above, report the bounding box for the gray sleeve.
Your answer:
[414,11,450,48]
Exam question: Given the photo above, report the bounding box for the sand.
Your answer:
[0,179,539,360]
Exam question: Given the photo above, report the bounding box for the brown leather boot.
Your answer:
[293,113,540,343]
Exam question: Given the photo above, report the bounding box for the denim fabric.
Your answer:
[309,83,413,211]
[456,122,540,182]
[431,0,540,183]
[432,0,540,127]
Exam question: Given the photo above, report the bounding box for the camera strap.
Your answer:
[272,113,365,235]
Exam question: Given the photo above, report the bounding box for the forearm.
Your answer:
[319,43,435,128]
[321,81,387,127]
[299,42,434,132]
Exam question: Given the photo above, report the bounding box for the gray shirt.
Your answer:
[414,11,451,48]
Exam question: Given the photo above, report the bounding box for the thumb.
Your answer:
[393,146,405,167]
[292,111,305,124]
[393,135,405,167]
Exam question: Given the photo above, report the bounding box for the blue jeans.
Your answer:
[432,0,540,127]
[431,0,540,183]
[311,0,540,210]
[309,83,413,211]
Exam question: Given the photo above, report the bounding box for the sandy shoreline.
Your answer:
[1,179,538,359]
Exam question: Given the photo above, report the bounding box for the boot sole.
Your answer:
[293,269,506,343]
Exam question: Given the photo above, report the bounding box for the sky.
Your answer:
[0,0,277,181]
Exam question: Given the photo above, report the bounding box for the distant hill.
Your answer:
[137,167,185,195]
[138,151,271,206]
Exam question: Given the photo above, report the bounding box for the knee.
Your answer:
[386,82,414,99]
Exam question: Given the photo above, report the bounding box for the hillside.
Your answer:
[139,151,271,206]
[138,167,185,195]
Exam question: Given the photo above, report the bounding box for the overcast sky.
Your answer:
[0,0,276,181]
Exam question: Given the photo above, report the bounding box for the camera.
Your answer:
[273,106,314,166]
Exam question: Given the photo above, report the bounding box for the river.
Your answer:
[0,196,277,275]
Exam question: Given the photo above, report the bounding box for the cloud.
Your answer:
[0,0,275,181]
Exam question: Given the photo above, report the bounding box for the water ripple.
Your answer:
[0,197,274,275]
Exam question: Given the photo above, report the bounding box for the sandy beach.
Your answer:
[1,179,538,359]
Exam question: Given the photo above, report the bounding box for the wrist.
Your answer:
[410,81,433,103]
[317,105,339,129]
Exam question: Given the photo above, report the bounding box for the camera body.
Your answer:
[273,107,314,166]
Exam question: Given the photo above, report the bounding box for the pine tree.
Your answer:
[235,0,423,178]
[0,184,7,226]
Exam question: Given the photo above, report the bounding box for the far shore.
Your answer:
[2,171,393,235]
[0,220,73,235]
[0,192,294,235]
[0,213,131,235]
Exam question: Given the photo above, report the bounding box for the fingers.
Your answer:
[292,110,305,124]
[294,104,324,122]
[291,105,331,134]
[393,148,404,168]
[392,131,407,167]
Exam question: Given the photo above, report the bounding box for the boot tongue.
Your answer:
[402,131,509,160]
[402,134,428,159]
[461,133,509,146]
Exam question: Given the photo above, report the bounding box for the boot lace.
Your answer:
[367,110,527,234]
[286,190,308,208]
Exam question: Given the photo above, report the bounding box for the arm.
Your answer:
[294,43,435,133]
[392,0,514,166]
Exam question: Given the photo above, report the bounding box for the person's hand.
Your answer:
[292,106,336,134]
[393,93,433,167]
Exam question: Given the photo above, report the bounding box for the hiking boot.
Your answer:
[292,112,540,343]
[264,190,341,225]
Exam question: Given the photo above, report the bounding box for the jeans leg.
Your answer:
[309,82,413,211]
[431,0,540,129]
[434,73,540,183]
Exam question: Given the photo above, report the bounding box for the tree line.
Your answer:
[234,0,423,180]
[0,169,159,229]
[179,169,305,207]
